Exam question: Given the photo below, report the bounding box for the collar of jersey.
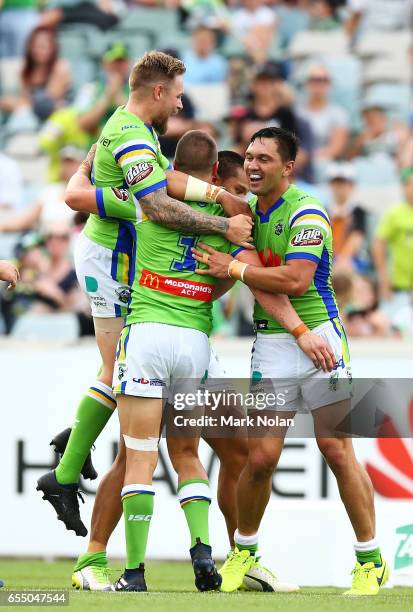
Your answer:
[256,195,285,223]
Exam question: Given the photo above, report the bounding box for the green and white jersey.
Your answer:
[96,187,241,336]
[250,183,339,333]
[84,106,171,254]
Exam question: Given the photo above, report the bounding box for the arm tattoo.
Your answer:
[140,187,229,235]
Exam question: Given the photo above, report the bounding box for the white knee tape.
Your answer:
[123,434,159,451]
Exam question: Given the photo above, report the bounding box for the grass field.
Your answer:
[0,560,412,612]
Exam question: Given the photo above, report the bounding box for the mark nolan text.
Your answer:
[174,415,294,428]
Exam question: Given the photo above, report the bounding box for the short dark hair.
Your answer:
[250,127,298,162]
[174,130,217,174]
[217,150,245,181]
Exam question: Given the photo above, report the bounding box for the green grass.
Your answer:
[0,560,412,612]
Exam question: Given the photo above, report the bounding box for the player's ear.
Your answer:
[212,161,219,183]
[282,160,295,177]
[153,83,163,101]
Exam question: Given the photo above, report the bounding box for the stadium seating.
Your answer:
[0,58,22,95]
[362,59,410,86]
[364,83,411,119]
[185,83,230,122]
[288,30,349,59]
[355,30,412,61]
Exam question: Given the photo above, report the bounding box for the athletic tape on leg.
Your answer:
[123,434,159,451]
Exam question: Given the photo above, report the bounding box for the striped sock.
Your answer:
[55,381,116,485]
[178,479,211,547]
[234,529,258,556]
[122,484,155,568]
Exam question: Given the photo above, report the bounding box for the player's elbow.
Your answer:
[287,277,310,297]
[64,189,81,211]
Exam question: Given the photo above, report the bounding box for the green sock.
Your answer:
[122,485,154,569]
[73,551,107,572]
[178,479,211,547]
[236,542,258,555]
[356,547,382,565]
[55,382,116,485]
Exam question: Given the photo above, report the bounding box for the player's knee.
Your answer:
[317,439,348,473]
[168,441,199,471]
[247,449,278,481]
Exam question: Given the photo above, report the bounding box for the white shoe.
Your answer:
[243,559,300,592]
[72,565,112,591]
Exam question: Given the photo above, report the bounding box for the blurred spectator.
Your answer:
[75,41,129,137]
[0,224,87,333]
[39,107,90,182]
[373,167,413,306]
[275,0,309,48]
[180,0,230,33]
[348,104,410,165]
[226,63,314,182]
[0,0,39,58]
[346,275,392,337]
[0,153,24,212]
[300,63,349,162]
[39,0,119,31]
[392,293,413,338]
[230,0,277,64]
[0,146,80,235]
[308,0,341,30]
[0,27,71,126]
[345,0,413,36]
[183,25,228,84]
[326,162,370,273]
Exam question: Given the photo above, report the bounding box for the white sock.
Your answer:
[234,529,259,549]
[354,537,379,552]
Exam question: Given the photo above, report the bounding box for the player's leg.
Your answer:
[206,436,248,548]
[313,414,387,595]
[112,394,162,592]
[167,432,221,591]
[37,236,128,535]
[72,437,125,591]
[165,328,221,591]
[220,332,299,592]
[55,318,122,485]
[304,320,388,595]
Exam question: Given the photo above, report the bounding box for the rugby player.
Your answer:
[192,127,389,596]
[36,51,253,536]
[63,130,334,592]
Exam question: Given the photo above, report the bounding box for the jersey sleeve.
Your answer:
[284,202,331,264]
[96,186,137,222]
[112,127,167,201]
[159,153,173,171]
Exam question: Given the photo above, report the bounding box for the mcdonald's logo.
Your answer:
[141,272,160,289]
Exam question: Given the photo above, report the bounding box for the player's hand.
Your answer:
[218,190,254,220]
[297,331,336,372]
[0,260,19,289]
[225,214,254,249]
[192,243,234,279]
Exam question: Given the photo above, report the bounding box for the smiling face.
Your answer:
[244,137,294,196]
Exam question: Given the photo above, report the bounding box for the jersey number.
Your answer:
[170,234,198,272]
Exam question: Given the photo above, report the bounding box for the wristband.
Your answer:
[292,323,310,339]
[228,260,249,282]
[184,175,225,203]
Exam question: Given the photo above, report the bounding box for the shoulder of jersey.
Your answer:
[287,186,330,232]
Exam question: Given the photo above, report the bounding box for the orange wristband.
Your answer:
[292,323,310,339]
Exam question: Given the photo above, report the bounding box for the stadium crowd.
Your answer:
[0,0,412,339]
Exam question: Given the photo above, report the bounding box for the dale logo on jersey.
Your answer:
[126,162,154,186]
[291,227,323,247]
